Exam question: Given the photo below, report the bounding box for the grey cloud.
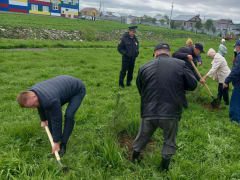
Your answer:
[80,0,240,23]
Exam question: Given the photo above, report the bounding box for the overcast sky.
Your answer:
[80,0,240,23]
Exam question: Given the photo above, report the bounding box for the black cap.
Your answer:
[128,26,138,31]
[154,42,170,51]
[195,43,204,53]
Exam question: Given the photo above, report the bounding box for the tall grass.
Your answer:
[0,19,239,179]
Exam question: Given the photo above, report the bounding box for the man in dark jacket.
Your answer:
[132,42,197,172]
[17,75,86,156]
[118,26,139,88]
[172,43,205,81]
[223,39,240,123]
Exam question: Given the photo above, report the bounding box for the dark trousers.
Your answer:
[133,118,179,159]
[119,56,136,85]
[230,87,240,123]
[48,87,86,144]
[218,83,229,105]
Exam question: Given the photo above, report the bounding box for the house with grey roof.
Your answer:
[101,11,123,22]
[172,14,201,31]
[213,19,240,36]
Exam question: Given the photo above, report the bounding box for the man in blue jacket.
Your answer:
[223,40,240,123]
[17,75,86,156]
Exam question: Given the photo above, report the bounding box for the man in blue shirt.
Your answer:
[17,75,86,156]
[223,40,240,123]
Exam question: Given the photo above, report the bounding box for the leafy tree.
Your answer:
[195,20,202,34]
[160,19,165,25]
[164,15,169,24]
[204,19,213,33]
[212,26,216,34]
[170,21,182,29]
[152,18,157,24]
[170,21,175,29]
[140,15,157,24]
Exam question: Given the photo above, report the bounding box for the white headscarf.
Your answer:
[208,48,216,57]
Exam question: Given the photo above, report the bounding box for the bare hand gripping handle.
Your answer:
[44,126,62,166]
[190,60,214,98]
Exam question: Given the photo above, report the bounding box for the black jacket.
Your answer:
[117,32,139,58]
[136,54,197,118]
[172,47,200,81]
[30,75,85,142]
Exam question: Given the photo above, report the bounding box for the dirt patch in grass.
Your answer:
[61,167,71,174]
[201,103,226,111]
[118,131,155,160]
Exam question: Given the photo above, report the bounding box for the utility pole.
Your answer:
[169,2,174,29]
[99,0,102,17]
[99,0,102,13]
[102,0,105,14]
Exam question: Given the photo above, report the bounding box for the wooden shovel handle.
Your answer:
[190,60,214,97]
[44,126,61,162]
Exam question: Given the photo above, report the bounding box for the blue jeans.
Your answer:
[230,87,240,123]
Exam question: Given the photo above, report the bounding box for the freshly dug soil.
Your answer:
[118,131,155,160]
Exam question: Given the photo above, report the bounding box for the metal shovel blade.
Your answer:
[211,98,220,108]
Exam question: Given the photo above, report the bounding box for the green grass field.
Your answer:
[0,12,240,179]
[0,12,213,41]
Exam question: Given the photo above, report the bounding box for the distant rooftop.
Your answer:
[102,11,121,17]
[172,15,198,21]
[80,7,97,12]
[214,19,234,25]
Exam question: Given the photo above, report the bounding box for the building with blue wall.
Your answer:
[0,0,79,18]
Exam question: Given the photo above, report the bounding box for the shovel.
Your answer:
[44,126,62,166]
[44,126,71,173]
[190,60,220,108]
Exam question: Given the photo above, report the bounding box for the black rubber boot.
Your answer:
[159,157,171,172]
[59,143,67,157]
[126,81,132,87]
[131,151,141,163]
[119,80,124,88]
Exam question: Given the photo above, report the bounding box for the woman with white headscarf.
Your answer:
[218,39,227,57]
[200,48,231,105]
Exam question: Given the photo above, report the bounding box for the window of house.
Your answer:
[73,0,78,5]
[53,4,58,10]
[43,6,49,12]
[53,0,58,10]
[31,4,38,11]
